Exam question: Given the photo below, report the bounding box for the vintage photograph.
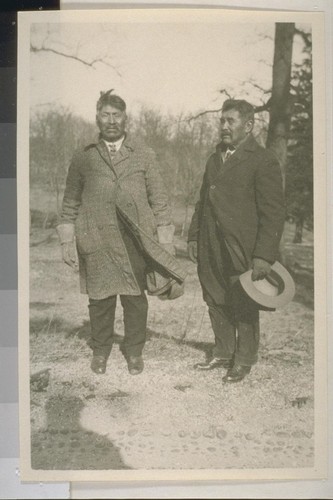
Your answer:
[17,8,327,481]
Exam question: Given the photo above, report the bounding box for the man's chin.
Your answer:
[103,133,122,142]
[221,136,231,144]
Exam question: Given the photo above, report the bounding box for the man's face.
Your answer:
[220,108,253,148]
[96,104,127,142]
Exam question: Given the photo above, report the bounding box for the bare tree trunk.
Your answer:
[55,175,60,215]
[266,23,295,262]
[266,23,295,184]
[293,216,304,243]
[181,202,190,237]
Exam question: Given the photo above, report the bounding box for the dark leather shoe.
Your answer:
[90,355,107,374]
[127,355,144,375]
[222,363,251,383]
[194,357,233,370]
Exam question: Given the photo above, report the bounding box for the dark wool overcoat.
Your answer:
[59,136,186,300]
[188,134,285,305]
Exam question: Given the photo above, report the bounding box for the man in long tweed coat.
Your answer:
[188,99,285,383]
[57,91,186,375]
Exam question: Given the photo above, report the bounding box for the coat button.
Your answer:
[210,185,216,189]
[97,224,103,230]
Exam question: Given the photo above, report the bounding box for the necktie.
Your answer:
[108,143,117,157]
[224,147,235,161]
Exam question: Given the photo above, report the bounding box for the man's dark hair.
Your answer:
[96,90,126,112]
[222,99,255,122]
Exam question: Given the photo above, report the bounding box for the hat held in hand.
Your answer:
[239,261,295,308]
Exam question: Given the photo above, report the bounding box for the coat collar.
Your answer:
[95,133,136,175]
[215,134,259,177]
[216,133,258,156]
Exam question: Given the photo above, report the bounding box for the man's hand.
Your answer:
[188,241,198,263]
[161,243,176,256]
[251,258,271,281]
[157,224,175,256]
[56,223,78,270]
[61,242,78,270]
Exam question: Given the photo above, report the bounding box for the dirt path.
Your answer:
[29,234,314,471]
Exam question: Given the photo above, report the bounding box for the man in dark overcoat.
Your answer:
[57,91,186,376]
[188,99,285,383]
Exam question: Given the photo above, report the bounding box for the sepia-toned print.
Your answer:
[17,8,327,482]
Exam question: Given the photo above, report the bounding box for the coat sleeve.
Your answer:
[187,165,208,242]
[253,152,286,263]
[57,150,84,226]
[145,149,172,227]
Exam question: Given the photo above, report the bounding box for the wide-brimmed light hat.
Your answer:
[239,261,295,308]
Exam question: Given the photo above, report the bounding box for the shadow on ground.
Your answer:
[30,304,213,362]
[31,395,130,470]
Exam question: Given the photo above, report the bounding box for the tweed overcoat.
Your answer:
[59,136,186,300]
[188,134,285,304]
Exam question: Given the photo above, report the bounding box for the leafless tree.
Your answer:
[30,24,121,75]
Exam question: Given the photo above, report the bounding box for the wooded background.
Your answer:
[30,23,313,245]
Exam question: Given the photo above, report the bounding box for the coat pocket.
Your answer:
[75,215,102,255]
[76,231,101,255]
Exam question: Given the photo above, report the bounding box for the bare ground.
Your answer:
[29,229,314,471]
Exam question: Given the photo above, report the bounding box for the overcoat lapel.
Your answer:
[95,138,133,179]
[215,135,258,180]
[213,144,223,173]
[111,145,131,178]
[95,141,118,176]
[213,143,241,179]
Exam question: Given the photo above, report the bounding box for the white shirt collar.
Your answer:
[103,135,125,152]
[222,146,236,161]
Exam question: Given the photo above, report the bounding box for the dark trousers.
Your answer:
[208,281,260,366]
[88,216,148,359]
[88,292,148,358]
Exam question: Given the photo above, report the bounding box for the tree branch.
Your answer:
[294,28,312,49]
[184,108,222,123]
[184,88,233,121]
[246,79,271,95]
[254,98,272,113]
[30,44,121,76]
[257,32,274,42]
[219,88,233,99]
[185,97,272,122]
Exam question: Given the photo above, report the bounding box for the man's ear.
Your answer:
[245,119,254,133]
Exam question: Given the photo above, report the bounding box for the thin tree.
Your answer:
[266,23,295,181]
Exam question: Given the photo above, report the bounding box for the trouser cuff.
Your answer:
[90,346,112,359]
[121,344,144,358]
[212,347,233,360]
[234,354,258,366]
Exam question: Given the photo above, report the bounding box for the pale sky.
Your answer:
[30,21,308,121]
